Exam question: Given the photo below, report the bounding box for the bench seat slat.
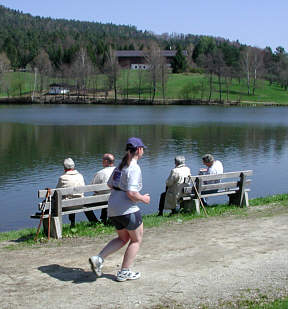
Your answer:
[201,179,251,191]
[61,194,110,208]
[182,188,250,201]
[184,179,251,193]
[62,204,108,215]
[31,204,109,219]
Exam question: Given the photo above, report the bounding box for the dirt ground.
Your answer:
[0,204,288,309]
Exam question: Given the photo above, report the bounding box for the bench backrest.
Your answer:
[38,184,111,210]
[183,170,253,194]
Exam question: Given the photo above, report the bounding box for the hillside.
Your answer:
[0,5,287,101]
[0,5,240,69]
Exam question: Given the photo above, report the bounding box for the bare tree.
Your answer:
[136,68,145,101]
[159,56,168,102]
[0,52,10,95]
[70,47,94,100]
[145,43,162,103]
[241,47,264,96]
[211,49,226,102]
[31,49,52,95]
[241,47,252,95]
[104,47,120,103]
[198,53,214,102]
[119,69,130,100]
[186,43,195,69]
[277,54,288,90]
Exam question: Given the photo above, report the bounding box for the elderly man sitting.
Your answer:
[56,158,99,228]
[91,153,115,224]
[199,153,224,206]
[158,155,191,216]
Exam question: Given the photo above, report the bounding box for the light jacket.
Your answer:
[164,164,191,210]
[56,169,85,198]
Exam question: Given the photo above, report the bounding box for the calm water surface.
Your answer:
[0,104,288,232]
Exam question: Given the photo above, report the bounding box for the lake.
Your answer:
[0,104,288,232]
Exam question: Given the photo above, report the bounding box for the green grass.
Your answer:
[1,193,287,247]
[1,194,288,308]
[152,296,288,309]
[226,296,288,309]
[1,71,288,104]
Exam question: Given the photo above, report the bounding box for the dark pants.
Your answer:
[201,189,218,206]
[158,192,166,215]
[100,208,108,224]
[69,210,99,228]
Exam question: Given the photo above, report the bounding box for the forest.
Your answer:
[0,5,287,103]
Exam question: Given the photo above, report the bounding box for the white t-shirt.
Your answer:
[107,159,142,217]
[91,166,115,184]
[205,160,224,184]
[207,160,223,175]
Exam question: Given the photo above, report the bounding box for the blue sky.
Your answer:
[1,0,287,52]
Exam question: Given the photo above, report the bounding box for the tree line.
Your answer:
[0,5,287,103]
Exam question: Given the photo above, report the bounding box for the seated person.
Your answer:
[199,154,224,205]
[91,153,115,224]
[56,158,99,228]
[158,155,191,216]
[200,153,223,179]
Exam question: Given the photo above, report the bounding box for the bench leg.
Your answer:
[194,199,201,214]
[181,199,193,212]
[43,217,62,239]
[181,199,200,214]
[243,191,249,207]
[52,217,62,239]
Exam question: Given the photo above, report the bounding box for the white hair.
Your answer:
[63,158,75,169]
[175,155,185,166]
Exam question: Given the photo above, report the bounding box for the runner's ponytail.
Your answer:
[118,144,137,170]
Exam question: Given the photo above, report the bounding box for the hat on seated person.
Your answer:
[126,137,146,149]
[63,158,75,170]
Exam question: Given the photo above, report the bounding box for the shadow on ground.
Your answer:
[38,264,116,283]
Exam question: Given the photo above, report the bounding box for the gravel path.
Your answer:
[0,204,288,308]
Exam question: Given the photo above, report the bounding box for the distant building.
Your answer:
[48,83,70,95]
[115,50,188,70]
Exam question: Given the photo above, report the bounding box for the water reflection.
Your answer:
[0,105,288,232]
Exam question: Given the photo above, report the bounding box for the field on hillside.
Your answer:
[1,71,288,104]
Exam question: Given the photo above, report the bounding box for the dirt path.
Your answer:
[1,205,288,309]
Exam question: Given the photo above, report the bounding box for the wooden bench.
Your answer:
[181,170,253,214]
[31,184,111,239]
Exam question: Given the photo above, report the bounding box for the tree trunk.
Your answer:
[218,74,222,102]
[208,73,213,102]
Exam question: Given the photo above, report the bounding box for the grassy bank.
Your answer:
[1,193,287,246]
[1,71,288,104]
[1,193,288,309]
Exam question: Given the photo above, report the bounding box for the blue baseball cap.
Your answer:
[126,137,146,148]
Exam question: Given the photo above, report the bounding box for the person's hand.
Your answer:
[142,193,150,204]
[199,168,207,175]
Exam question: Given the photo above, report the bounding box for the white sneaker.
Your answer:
[116,269,141,282]
[89,255,103,277]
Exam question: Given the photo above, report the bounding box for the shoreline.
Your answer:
[1,193,288,243]
[0,96,287,106]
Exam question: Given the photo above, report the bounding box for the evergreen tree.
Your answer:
[171,46,187,73]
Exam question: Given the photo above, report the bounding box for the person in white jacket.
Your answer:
[56,158,98,227]
[91,153,115,224]
[158,156,191,216]
[200,153,224,206]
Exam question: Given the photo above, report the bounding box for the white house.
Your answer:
[48,84,70,95]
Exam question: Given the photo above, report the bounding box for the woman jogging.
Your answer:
[89,137,150,282]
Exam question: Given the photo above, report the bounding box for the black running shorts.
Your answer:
[110,210,142,230]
